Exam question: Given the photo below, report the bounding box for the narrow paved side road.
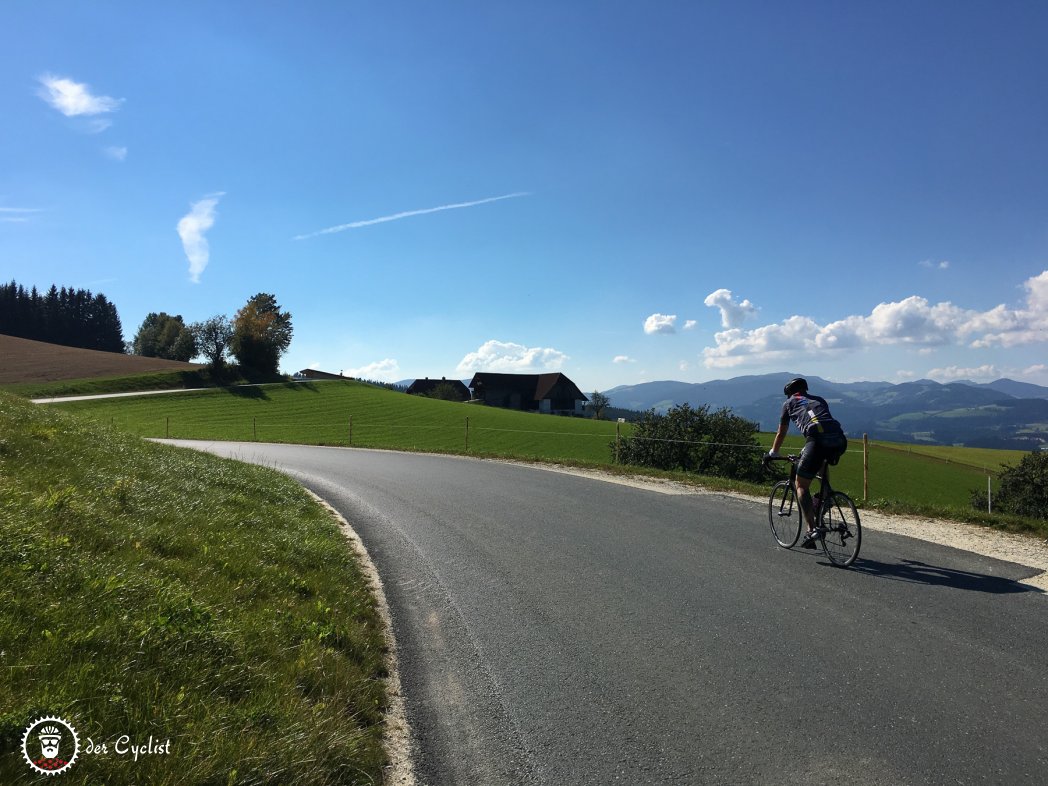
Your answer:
[167,441,1048,786]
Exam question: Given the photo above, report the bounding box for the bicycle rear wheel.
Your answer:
[820,491,861,567]
[768,480,801,548]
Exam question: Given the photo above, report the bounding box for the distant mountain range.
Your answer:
[604,373,1048,450]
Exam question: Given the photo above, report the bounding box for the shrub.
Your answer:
[614,403,764,480]
[975,451,1048,520]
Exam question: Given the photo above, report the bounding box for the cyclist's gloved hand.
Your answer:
[765,449,779,460]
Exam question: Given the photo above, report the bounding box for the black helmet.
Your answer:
[784,377,808,396]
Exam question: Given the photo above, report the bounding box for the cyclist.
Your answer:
[765,377,848,548]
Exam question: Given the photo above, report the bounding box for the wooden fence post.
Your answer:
[166,416,170,439]
[253,416,257,440]
[863,433,869,501]
[349,415,353,446]
[616,421,621,464]
[465,417,470,452]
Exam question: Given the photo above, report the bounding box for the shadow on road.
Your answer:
[847,557,1042,594]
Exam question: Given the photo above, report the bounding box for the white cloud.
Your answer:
[679,360,690,371]
[456,340,568,373]
[38,74,122,117]
[644,313,677,334]
[926,364,1001,382]
[970,270,1048,348]
[104,146,128,161]
[294,192,531,240]
[701,269,1048,368]
[613,355,635,364]
[919,259,951,270]
[1,207,41,224]
[704,289,758,328]
[683,320,698,331]
[177,193,224,284]
[345,359,400,381]
[1019,365,1048,385]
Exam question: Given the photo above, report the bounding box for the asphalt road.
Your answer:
[166,441,1048,786]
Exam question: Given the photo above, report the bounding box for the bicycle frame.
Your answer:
[766,453,861,567]
[776,456,832,515]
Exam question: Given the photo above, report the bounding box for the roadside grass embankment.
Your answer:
[0,392,389,785]
[48,380,1048,538]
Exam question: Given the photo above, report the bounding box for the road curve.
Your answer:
[165,441,1048,786]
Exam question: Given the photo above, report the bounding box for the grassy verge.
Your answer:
[0,393,388,785]
[2,367,288,399]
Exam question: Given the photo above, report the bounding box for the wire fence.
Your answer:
[101,413,999,511]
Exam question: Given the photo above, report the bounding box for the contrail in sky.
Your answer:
[293,192,531,240]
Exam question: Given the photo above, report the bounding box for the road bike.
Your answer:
[765,455,862,567]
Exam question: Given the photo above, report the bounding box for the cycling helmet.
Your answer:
[784,377,808,397]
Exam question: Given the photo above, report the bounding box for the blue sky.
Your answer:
[3,2,1047,391]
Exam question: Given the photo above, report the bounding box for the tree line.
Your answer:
[2,280,293,376]
[132,293,293,376]
[0,281,124,352]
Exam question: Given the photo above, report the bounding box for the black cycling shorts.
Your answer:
[797,433,848,479]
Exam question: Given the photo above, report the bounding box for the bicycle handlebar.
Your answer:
[761,453,799,471]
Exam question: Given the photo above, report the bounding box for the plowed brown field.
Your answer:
[0,334,200,384]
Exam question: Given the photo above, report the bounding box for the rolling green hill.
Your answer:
[53,379,625,463]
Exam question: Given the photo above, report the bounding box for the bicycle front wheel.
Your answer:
[820,491,861,567]
[768,480,801,548]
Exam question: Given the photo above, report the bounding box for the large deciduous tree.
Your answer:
[230,293,293,375]
[590,391,610,420]
[132,312,197,361]
[190,315,233,370]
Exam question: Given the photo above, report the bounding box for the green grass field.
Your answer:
[0,393,388,785]
[56,379,625,463]
[46,378,1043,534]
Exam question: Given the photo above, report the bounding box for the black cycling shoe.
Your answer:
[800,528,822,549]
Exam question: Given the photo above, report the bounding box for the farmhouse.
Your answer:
[468,372,588,415]
[294,368,345,380]
[406,377,470,401]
